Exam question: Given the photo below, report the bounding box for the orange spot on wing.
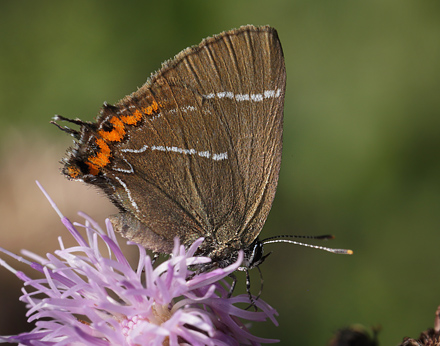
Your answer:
[86,138,112,175]
[121,109,142,125]
[86,162,99,175]
[86,161,100,176]
[67,166,81,179]
[88,151,110,167]
[82,101,161,176]
[142,100,160,115]
[120,101,160,125]
[98,116,126,142]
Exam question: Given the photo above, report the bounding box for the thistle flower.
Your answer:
[0,185,279,346]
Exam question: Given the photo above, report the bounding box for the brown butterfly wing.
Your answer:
[61,25,285,257]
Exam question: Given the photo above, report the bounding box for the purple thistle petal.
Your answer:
[0,185,279,345]
[61,217,88,247]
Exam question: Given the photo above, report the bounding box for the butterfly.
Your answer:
[53,25,350,286]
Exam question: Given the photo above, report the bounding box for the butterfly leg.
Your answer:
[228,273,237,298]
[254,265,264,302]
[244,269,259,311]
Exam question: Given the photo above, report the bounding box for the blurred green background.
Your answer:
[1,1,439,345]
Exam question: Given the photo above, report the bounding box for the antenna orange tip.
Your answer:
[347,250,354,255]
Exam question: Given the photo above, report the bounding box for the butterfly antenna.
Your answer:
[262,235,353,255]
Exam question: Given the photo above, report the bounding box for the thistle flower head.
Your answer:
[0,184,278,345]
